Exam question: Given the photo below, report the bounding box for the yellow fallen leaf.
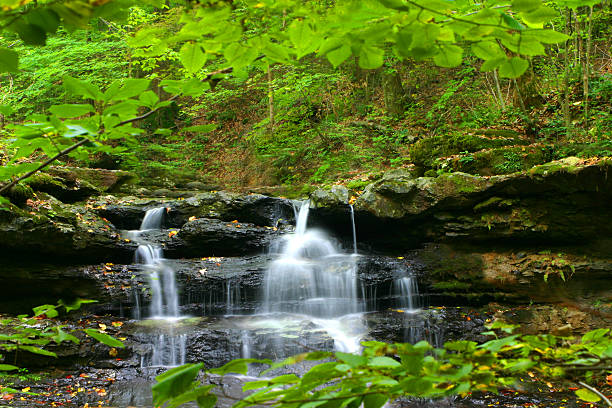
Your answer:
[98,323,107,331]
[231,220,238,223]
[21,387,30,393]
[168,230,178,238]
[188,216,197,221]
[109,348,118,357]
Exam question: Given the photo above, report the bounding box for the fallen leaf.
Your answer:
[188,216,197,221]
[109,348,118,357]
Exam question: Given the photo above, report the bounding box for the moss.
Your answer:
[432,281,472,291]
[5,183,34,206]
[410,131,530,172]
[346,179,371,191]
[419,245,484,280]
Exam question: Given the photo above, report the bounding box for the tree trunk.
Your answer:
[382,70,406,117]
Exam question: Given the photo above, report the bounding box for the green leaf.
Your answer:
[264,42,291,63]
[336,351,367,368]
[288,20,321,59]
[525,30,570,44]
[326,44,352,68]
[19,345,56,357]
[0,47,19,72]
[58,298,97,313]
[434,44,463,67]
[0,364,18,371]
[498,57,528,78]
[139,91,159,108]
[180,42,206,74]
[358,44,384,69]
[581,328,609,343]
[575,388,601,403]
[63,76,103,100]
[210,358,263,375]
[27,9,61,34]
[363,394,388,408]
[32,304,58,318]
[502,13,525,31]
[83,329,125,348]
[49,104,93,118]
[52,328,79,345]
[369,356,402,368]
[472,41,505,60]
[15,22,47,45]
[521,6,558,24]
[105,79,151,102]
[152,363,204,406]
[512,0,542,12]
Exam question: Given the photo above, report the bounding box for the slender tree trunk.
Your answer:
[583,5,593,134]
[493,69,505,110]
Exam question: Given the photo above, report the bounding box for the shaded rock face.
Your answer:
[27,167,134,203]
[0,193,134,263]
[94,192,295,230]
[310,159,612,250]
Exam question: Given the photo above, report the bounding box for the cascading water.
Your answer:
[393,276,419,311]
[130,208,186,367]
[253,200,366,353]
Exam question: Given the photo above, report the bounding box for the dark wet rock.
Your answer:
[0,194,134,263]
[93,191,294,230]
[0,262,108,314]
[309,158,612,251]
[26,167,134,203]
[310,185,351,207]
[168,218,279,258]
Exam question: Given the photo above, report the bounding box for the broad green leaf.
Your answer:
[210,358,263,375]
[0,105,14,116]
[33,304,58,318]
[180,42,206,74]
[288,20,320,59]
[83,329,125,348]
[15,22,47,45]
[105,79,151,102]
[63,76,103,100]
[327,44,352,68]
[575,388,601,402]
[521,6,559,24]
[164,385,215,408]
[0,47,19,72]
[525,29,569,44]
[19,345,56,357]
[0,364,18,371]
[224,43,259,70]
[581,328,609,343]
[434,44,463,67]
[103,100,140,118]
[58,298,97,313]
[358,44,384,69]
[139,91,159,108]
[363,394,388,408]
[369,356,402,368]
[498,57,528,78]
[472,41,505,60]
[152,363,204,406]
[264,42,291,63]
[501,13,525,31]
[49,104,93,118]
[27,9,61,33]
[52,328,79,344]
[512,0,542,12]
[336,351,367,368]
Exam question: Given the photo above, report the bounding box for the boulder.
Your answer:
[0,193,134,263]
[310,158,612,249]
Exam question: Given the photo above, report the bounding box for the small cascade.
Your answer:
[393,276,419,311]
[131,207,186,367]
[256,200,365,353]
[349,204,357,254]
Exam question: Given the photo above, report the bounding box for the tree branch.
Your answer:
[577,381,612,407]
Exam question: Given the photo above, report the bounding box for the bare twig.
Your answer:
[577,381,612,407]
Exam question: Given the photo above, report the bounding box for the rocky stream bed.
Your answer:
[1,158,611,407]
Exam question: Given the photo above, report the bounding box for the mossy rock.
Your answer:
[410,130,530,173]
[447,146,555,176]
[3,183,34,206]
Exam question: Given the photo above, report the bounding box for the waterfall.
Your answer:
[393,276,419,311]
[257,200,365,352]
[131,207,185,367]
[349,204,357,254]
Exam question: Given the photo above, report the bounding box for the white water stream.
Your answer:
[130,207,186,367]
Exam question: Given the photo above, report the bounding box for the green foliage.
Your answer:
[0,299,122,367]
[154,325,612,407]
